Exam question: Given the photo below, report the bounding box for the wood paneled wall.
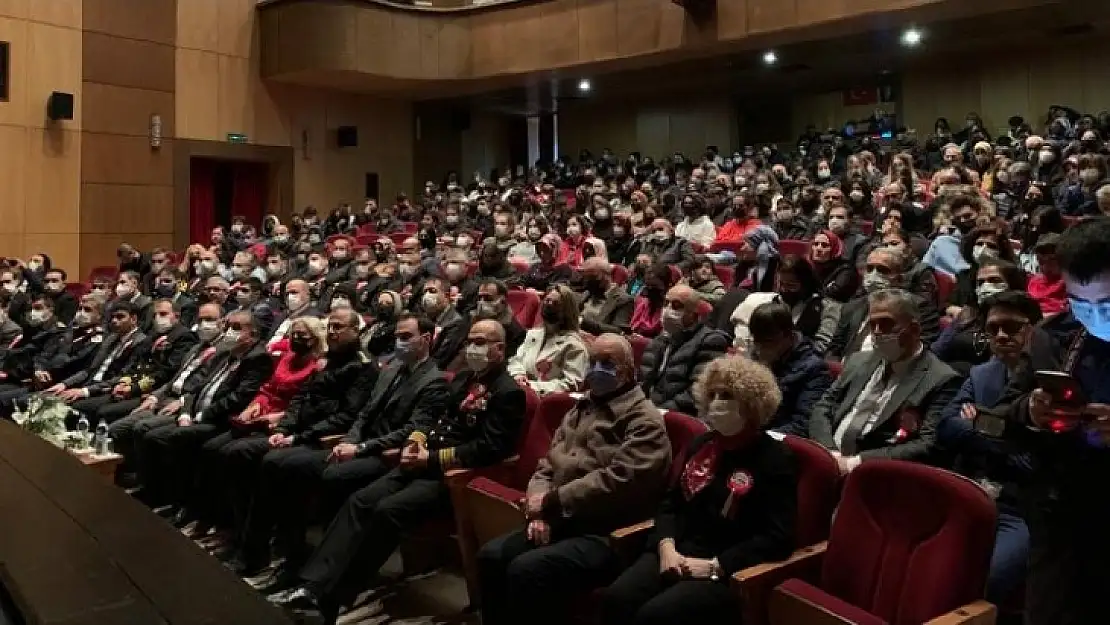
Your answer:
[558,95,737,161]
[0,1,83,274]
[176,0,414,215]
[79,0,176,276]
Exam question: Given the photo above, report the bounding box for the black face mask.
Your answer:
[155,282,176,297]
[584,278,606,295]
[541,305,559,324]
[956,220,975,235]
[289,336,312,356]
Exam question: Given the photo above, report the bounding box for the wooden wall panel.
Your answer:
[0,125,28,235]
[0,16,29,127]
[82,33,175,92]
[81,133,174,186]
[25,233,79,275]
[176,0,219,52]
[28,0,81,29]
[25,128,80,233]
[80,184,173,234]
[83,0,172,44]
[174,48,220,140]
[82,83,174,138]
[0,0,28,20]
[26,22,83,129]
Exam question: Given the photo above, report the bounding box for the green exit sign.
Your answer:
[227,133,248,144]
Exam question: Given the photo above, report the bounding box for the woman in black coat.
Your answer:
[600,355,797,625]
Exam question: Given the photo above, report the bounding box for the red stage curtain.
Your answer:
[189,158,216,246]
[232,162,267,228]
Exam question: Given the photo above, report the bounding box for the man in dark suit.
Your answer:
[237,313,449,579]
[827,247,940,361]
[137,309,276,525]
[45,300,148,409]
[65,298,197,427]
[810,288,960,474]
[578,257,634,335]
[42,268,77,324]
[421,276,469,370]
[272,319,525,623]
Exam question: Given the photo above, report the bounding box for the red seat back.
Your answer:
[859,220,874,236]
[713,265,734,287]
[357,224,377,236]
[779,239,811,258]
[513,392,575,489]
[65,282,86,299]
[709,240,743,255]
[389,232,410,246]
[506,289,542,328]
[402,222,419,233]
[663,411,708,484]
[611,264,628,285]
[355,234,376,246]
[628,334,650,370]
[510,259,531,274]
[695,300,712,319]
[781,435,841,546]
[819,461,996,624]
[934,270,956,307]
[87,266,118,284]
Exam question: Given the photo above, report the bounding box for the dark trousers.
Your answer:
[138,420,224,507]
[986,508,1028,606]
[109,407,176,465]
[299,467,449,603]
[1025,492,1110,625]
[65,395,143,428]
[477,528,615,625]
[194,429,271,531]
[239,447,387,568]
[598,552,736,625]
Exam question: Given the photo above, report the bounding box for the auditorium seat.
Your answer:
[779,239,811,258]
[710,241,743,255]
[935,270,956,307]
[628,334,650,369]
[402,221,419,233]
[389,232,410,246]
[611,264,629,285]
[506,289,541,327]
[714,264,734,287]
[762,461,998,625]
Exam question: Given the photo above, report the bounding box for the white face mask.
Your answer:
[873,332,905,362]
[267,262,284,277]
[1038,151,1055,164]
[287,293,307,310]
[220,328,242,349]
[465,343,490,371]
[331,297,350,310]
[566,226,582,237]
[199,260,217,275]
[29,309,49,326]
[73,310,91,327]
[849,190,864,202]
[445,264,464,280]
[662,308,686,335]
[705,399,745,436]
[196,320,221,342]
[776,209,793,222]
[115,283,133,299]
[972,244,996,263]
[0,283,15,294]
[152,314,174,333]
[595,209,609,220]
[308,259,328,275]
[422,291,442,312]
[976,282,1007,303]
[828,217,848,232]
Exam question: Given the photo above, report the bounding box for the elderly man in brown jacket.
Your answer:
[477,333,672,625]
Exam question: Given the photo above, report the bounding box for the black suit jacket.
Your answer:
[416,366,526,474]
[345,358,449,456]
[61,330,149,389]
[275,349,378,443]
[108,324,198,398]
[35,326,104,380]
[184,344,275,426]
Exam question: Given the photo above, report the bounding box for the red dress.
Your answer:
[252,350,320,415]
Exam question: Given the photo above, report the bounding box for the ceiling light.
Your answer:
[901,28,922,47]
[577,79,591,92]
[762,50,777,65]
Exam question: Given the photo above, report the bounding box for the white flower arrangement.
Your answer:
[12,394,88,450]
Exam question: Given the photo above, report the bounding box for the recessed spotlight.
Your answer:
[762,50,778,65]
[577,79,591,92]
[901,28,922,47]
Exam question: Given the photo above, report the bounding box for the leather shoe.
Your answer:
[171,508,195,528]
[268,586,317,609]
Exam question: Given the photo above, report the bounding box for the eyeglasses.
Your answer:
[984,318,1029,337]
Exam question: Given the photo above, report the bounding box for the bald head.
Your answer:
[665,284,701,331]
[466,319,507,371]
[589,333,635,387]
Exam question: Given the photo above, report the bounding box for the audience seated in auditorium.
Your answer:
[508,285,588,396]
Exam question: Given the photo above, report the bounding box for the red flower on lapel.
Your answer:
[535,359,552,381]
[895,407,922,442]
[460,382,490,421]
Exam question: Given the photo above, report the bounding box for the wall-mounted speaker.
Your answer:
[336,125,358,148]
[47,91,74,121]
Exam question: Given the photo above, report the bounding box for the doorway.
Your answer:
[189,158,269,244]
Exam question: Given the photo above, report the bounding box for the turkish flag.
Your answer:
[843,87,878,106]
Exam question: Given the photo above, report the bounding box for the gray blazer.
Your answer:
[808,347,960,463]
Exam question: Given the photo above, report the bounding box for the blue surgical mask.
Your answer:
[1071,300,1110,342]
[585,362,621,396]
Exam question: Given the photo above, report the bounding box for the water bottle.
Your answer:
[76,414,90,443]
[93,419,109,451]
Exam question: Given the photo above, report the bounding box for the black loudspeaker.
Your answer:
[47,91,74,121]
[336,125,358,148]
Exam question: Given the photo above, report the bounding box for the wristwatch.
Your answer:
[709,558,722,582]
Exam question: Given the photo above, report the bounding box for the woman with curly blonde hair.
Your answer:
[600,355,797,625]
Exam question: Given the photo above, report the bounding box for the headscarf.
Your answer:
[583,237,608,263]
[743,225,779,287]
[808,229,843,265]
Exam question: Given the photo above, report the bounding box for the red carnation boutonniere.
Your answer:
[535,359,552,381]
[460,383,490,425]
[895,407,922,442]
[153,336,169,351]
[722,469,754,520]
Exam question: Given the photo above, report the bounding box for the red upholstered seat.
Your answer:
[628,334,650,370]
[713,264,734,287]
[402,221,418,233]
[611,264,629,285]
[781,436,840,546]
[389,232,410,246]
[859,220,874,236]
[65,282,86,299]
[506,289,542,328]
[662,411,708,482]
[779,239,811,258]
[709,240,743,255]
[510,259,532,274]
[935,270,956,307]
[355,235,376,246]
[357,224,377,236]
[86,265,118,284]
[771,460,997,625]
